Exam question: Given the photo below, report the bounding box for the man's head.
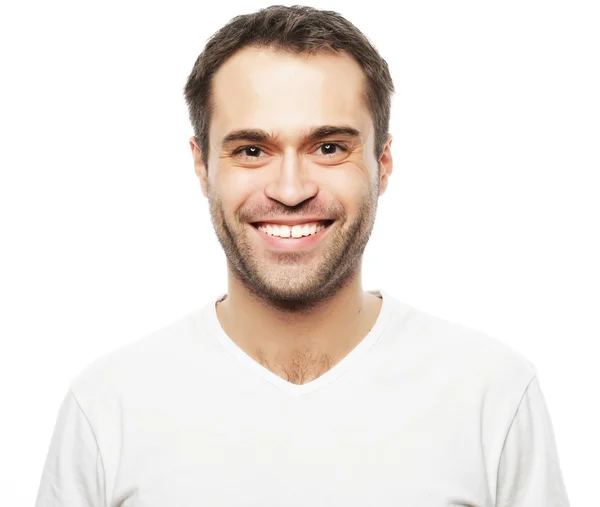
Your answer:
[184,5,395,311]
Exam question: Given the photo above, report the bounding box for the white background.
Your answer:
[1,1,598,505]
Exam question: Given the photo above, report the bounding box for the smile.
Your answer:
[253,220,334,239]
[250,220,335,250]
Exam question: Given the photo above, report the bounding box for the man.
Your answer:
[35,5,569,506]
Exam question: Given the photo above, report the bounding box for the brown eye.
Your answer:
[232,146,267,160]
[315,143,348,158]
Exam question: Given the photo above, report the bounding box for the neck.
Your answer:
[215,263,382,379]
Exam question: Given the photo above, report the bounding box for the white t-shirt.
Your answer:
[35,290,570,506]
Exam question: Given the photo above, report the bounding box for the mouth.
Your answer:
[251,219,334,237]
[249,219,335,250]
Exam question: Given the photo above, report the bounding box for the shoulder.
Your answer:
[383,292,537,394]
[69,304,212,406]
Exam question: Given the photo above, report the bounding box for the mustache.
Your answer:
[237,201,345,223]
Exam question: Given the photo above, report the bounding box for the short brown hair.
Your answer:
[183,5,395,170]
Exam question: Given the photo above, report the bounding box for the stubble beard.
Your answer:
[207,185,379,314]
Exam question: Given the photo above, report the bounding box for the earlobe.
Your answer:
[378,135,393,196]
[189,136,209,198]
[378,174,388,195]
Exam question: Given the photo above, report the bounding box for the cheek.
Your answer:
[325,164,373,199]
[213,169,264,215]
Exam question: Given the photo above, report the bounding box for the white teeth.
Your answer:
[303,224,314,236]
[257,221,329,238]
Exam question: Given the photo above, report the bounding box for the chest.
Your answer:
[112,390,495,507]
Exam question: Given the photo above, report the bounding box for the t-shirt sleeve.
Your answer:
[495,375,570,506]
[35,390,106,507]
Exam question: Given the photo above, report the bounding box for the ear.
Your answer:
[189,136,209,198]
[378,134,393,196]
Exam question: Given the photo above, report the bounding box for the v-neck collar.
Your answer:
[204,289,393,396]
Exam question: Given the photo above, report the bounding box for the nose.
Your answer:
[264,150,318,206]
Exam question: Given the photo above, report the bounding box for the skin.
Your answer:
[189,46,393,384]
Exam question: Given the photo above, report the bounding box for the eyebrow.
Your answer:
[220,125,362,148]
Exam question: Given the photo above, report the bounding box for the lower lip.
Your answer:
[250,222,334,251]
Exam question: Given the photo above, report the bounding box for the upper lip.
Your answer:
[251,218,333,226]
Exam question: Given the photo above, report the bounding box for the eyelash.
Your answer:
[231,142,348,160]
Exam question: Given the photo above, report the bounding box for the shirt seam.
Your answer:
[493,373,537,506]
[68,389,108,507]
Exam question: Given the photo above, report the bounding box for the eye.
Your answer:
[314,143,348,158]
[232,146,267,160]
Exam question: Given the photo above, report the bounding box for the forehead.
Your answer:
[209,47,372,143]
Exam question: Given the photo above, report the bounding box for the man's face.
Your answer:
[191,47,392,310]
